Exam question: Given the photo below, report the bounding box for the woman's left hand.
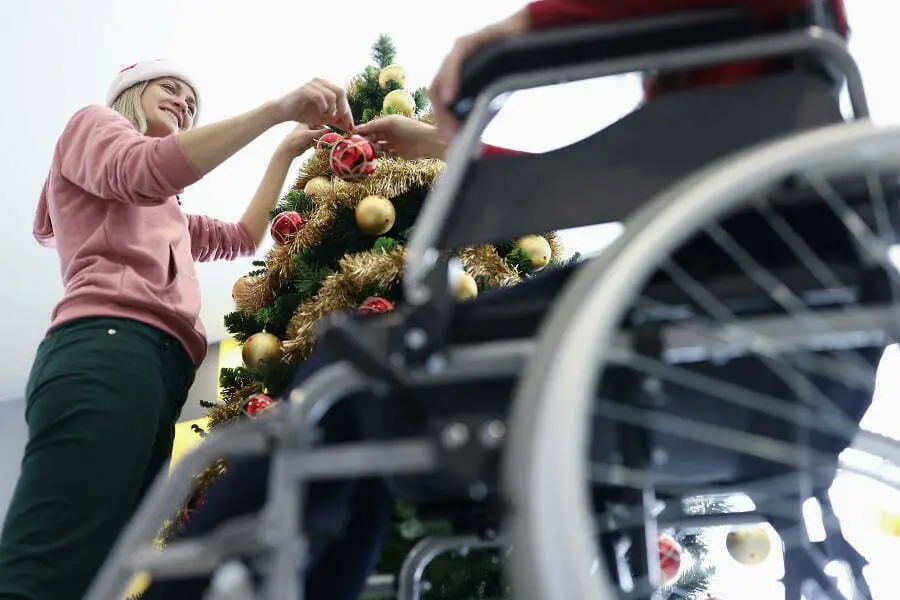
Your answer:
[276,124,328,158]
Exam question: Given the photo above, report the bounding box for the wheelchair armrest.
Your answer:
[452,7,756,119]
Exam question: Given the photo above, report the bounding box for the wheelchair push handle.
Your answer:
[447,4,863,123]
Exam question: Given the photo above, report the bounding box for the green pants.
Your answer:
[0,317,196,600]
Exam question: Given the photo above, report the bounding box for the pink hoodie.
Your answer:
[34,105,256,365]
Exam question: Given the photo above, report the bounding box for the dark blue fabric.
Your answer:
[139,350,395,600]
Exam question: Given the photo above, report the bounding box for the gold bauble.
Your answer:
[241,332,283,370]
[452,271,479,301]
[378,64,407,89]
[382,89,415,117]
[725,528,771,566]
[877,509,900,537]
[355,195,396,236]
[232,275,253,301]
[303,175,332,198]
[517,235,552,270]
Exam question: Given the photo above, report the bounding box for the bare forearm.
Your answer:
[176,102,284,176]
[239,150,294,245]
[421,126,448,160]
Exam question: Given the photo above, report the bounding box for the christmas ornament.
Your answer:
[382,89,415,117]
[358,296,395,315]
[355,195,396,236]
[270,211,304,245]
[725,527,771,565]
[243,392,275,417]
[241,332,283,370]
[516,235,552,270]
[231,275,255,302]
[316,131,342,149]
[876,508,900,537]
[378,64,407,89]
[303,175,332,199]
[329,134,377,182]
[449,266,479,301]
[658,534,682,581]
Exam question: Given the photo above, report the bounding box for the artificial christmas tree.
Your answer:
[162,35,566,599]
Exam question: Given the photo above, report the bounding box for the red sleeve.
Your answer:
[187,215,257,262]
[58,106,202,206]
[525,1,841,32]
[481,143,530,157]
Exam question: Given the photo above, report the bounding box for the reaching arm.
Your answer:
[188,124,326,258]
[187,215,256,262]
[237,148,296,247]
[57,106,203,206]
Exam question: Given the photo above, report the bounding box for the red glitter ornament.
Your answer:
[243,393,275,417]
[358,296,395,315]
[329,134,377,182]
[658,534,682,581]
[270,211,304,245]
[317,131,342,149]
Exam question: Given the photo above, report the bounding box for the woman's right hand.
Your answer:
[277,78,354,131]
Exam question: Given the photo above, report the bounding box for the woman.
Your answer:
[0,59,352,600]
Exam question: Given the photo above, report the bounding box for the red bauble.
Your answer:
[658,534,682,581]
[329,134,377,182]
[317,131,342,149]
[243,393,275,417]
[358,296,395,315]
[270,211,304,245]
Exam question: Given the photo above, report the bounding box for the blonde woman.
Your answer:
[0,59,352,600]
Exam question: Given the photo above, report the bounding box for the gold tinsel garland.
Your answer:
[282,247,407,359]
[234,154,443,318]
[459,245,521,289]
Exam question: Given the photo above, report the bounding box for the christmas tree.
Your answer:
[162,35,565,598]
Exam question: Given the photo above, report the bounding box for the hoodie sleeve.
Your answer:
[56,105,202,206]
[524,1,835,30]
[187,214,257,262]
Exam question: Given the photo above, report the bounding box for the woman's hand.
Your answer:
[277,78,354,130]
[355,115,447,160]
[276,124,328,158]
[429,8,532,142]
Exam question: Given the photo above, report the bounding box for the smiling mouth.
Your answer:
[161,107,180,128]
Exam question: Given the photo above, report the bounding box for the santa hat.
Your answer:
[106,59,200,120]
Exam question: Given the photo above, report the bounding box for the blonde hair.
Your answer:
[110,81,150,134]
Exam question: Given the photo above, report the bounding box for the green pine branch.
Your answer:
[273,190,316,219]
[372,34,397,68]
[413,86,429,112]
[224,310,264,342]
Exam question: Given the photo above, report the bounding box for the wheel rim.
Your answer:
[503,119,900,600]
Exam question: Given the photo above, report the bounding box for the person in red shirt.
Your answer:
[429,0,848,141]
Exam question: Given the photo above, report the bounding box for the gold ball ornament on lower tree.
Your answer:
[449,266,479,301]
[303,175,332,199]
[355,195,396,236]
[241,332,283,371]
[517,235,552,270]
[382,89,415,117]
[725,527,772,565]
[378,64,407,89]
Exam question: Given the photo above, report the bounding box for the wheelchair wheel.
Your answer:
[504,119,900,600]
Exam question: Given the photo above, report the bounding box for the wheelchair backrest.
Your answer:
[440,69,845,250]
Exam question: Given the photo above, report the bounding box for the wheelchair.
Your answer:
[87,5,900,600]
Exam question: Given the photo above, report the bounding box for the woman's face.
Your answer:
[140,77,197,137]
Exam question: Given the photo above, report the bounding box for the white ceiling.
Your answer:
[0,0,895,401]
